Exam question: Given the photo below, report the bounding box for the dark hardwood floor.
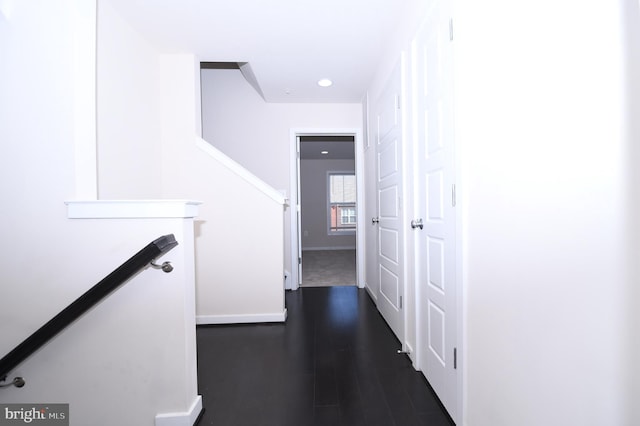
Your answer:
[196,286,454,426]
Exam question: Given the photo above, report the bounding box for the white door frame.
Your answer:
[288,127,365,290]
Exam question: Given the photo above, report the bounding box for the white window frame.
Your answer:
[327,171,357,235]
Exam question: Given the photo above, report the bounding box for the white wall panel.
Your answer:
[200,68,361,275]
[455,0,634,424]
[97,0,162,199]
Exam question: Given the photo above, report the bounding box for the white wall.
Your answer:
[1,211,201,426]
[0,2,200,424]
[97,0,163,199]
[158,56,287,323]
[0,0,86,354]
[300,159,356,250]
[454,0,635,424]
[96,4,293,323]
[622,1,640,424]
[201,68,362,275]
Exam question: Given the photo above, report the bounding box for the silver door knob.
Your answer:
[371,217,380,225]
[411,219,423,229]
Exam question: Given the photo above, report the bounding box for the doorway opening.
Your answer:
[300,136,355,286]
[289,130,365,290]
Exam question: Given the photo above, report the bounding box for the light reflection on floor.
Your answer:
[326,286,358,327]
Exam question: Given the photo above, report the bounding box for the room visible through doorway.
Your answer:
[299,136,357,287]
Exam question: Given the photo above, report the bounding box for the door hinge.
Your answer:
[449,18,454,41]
[298,257,302,265]
[452,184,456,207]
[396,95,401,110]
[399,295,403,309]
[453,347,457,369]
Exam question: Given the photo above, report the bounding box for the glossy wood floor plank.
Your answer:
[196,287,454,426]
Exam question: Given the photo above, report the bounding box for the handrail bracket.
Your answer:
[0,376,25,388]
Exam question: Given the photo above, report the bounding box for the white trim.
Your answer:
[289,132,301,290]
[405,342,417,366]
[365,282,377,302]
[289,128,366,291]
[65,200,202,219]
[354,128,366,289]
[155,395,202,426]
[196,309,287,325]
[195,137,286,205]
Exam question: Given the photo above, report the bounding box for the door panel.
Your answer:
[375,58,405,340]
[427,237,445,291]
[412,0,457,421]
[380,264,399,306]
[428,301,446,363]
[378,92,398,140]
[379,186,398,217]
[427,171,445,220]
[379,228,398,263]
[378,139,398,179]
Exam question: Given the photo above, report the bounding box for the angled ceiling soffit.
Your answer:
[200,61,265,101]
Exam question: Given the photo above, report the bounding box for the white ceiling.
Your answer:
[300,137,355,160]
[106,0,418,103]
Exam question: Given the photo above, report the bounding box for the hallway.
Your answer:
[196,286,454,426]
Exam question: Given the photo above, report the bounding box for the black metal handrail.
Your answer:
[0,234,178,382]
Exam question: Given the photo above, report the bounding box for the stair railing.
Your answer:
[0,234,178,387]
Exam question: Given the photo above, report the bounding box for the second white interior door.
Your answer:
[375,59,405,342]
[412,0,458,421]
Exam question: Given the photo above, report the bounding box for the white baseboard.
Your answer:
[196,309,287,325]
[365,283,377,302]
[405,342,417,366]
[155,395,202,426]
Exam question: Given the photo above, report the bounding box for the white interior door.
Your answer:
[375,60,405,341]
[412,1,457,421]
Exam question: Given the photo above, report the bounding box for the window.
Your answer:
[329,173,356,233]
[341,207,357,225]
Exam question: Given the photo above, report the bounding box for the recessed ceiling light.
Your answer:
[321,150,329,155]
[317,78,333,87]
